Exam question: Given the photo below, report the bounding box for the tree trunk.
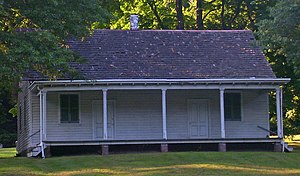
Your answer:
[176,0,184,29]
[228,0,242,29]
[146,0,166,29]
[196,0,204,30]
[245,0,255,31]
[220,0,226,29]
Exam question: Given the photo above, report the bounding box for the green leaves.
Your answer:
[0,0,111,90]
[257,0,300,135]
[107,0,276,30]
[258,0,300,73]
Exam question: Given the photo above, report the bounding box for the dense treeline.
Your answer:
[0,0,299,146]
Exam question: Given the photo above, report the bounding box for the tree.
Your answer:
[176,0,184,29]
[257,0,300,136]
[0,0,110,146]
[258,0,300,76]
[196,0,203,29]
[0,0,110,91]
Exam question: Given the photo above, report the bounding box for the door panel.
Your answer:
[188,100,209,138]
[92,100,115,139]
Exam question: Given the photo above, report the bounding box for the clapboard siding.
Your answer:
[225,90,269,138]
[31,92,40,146]
[16,81,31,154]
[110,90,162,140]
[167,90,220,139]
[45,91,96,141]
[29,89,270,144]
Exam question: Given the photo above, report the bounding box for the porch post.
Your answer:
[220,88,225,138]
[39,91,45,158]
[219,88,226,152]
[280,87,284,139]
[162,89,167,140]
[42,91,47,140]
[276,88,283,138]
[103,89,108,140]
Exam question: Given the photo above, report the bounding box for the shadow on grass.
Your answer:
[2,162,300,176]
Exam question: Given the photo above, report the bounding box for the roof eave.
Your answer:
[28,78,291,91]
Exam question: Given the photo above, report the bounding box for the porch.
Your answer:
[44,138,282,155]
[31,79,288,157]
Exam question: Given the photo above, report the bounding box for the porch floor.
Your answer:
[44,138,282,146]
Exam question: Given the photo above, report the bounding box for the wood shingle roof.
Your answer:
[27,30,276,80]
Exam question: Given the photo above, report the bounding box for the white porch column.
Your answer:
[42,91,47,140]
[276,87,282,138]
[103,89,108,140]
[39,91,45,158]
[39,91,43,142]
[220,88,225,138]
[162,89,167,140]
[280,87,284,138]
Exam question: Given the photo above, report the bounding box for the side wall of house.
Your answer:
[31,90,41,149]
[38,89,269,142]
[16,81,32,155]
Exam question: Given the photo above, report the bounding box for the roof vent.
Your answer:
[130,15,138,30]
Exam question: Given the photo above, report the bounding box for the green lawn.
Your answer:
[1,145,300,176]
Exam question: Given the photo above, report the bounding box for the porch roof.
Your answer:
[30,78,290,91]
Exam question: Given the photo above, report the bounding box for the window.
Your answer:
[18,104,22,131]
[60,94,79,123]
[23,96,27,130]
[225,93,241,121]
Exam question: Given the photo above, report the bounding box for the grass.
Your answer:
[1,144,300,176]
[286,135,300,151]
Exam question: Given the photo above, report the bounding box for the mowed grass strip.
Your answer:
[1,146,300,176]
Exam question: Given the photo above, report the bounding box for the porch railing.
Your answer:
[257,125,277,135]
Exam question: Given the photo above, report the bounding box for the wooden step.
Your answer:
[284,142,293,152]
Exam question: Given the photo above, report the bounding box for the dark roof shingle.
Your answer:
[27,30,276,80]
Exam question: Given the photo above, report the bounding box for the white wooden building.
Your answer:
[17,29,290,157]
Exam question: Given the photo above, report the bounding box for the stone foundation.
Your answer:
[44,146,51,157]
[161,144,168,152]
[218,143,226,152]
[101,145,109,155]
[274,142,283,152]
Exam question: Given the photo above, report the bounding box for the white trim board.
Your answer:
[45,138,282,146]
[41,84,281,92]
[29,78,290,90]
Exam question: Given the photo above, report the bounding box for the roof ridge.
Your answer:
[93,29,252,33]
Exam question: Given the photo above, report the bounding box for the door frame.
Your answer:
[92,100,116,140]
[187,99,210,138]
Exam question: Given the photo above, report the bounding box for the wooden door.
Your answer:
[187,99,209,138]
[92,100,115,139]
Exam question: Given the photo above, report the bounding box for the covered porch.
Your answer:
[31,78,289,157]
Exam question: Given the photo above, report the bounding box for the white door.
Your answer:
[92,100,115,139]
[187,99,209,138]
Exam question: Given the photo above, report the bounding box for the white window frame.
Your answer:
[58,92,81,124]
[224,91,243,121]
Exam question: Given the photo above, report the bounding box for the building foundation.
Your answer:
[274,142,283,152]
[161,144,168,152]
[218,142,226,152]
[101,145,109,155]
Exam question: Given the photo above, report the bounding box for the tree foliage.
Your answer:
[0,0,110,91]
[0,0,110,146]
[258,0,300,76]
[258,0,300,135]
[107,0,274,31]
